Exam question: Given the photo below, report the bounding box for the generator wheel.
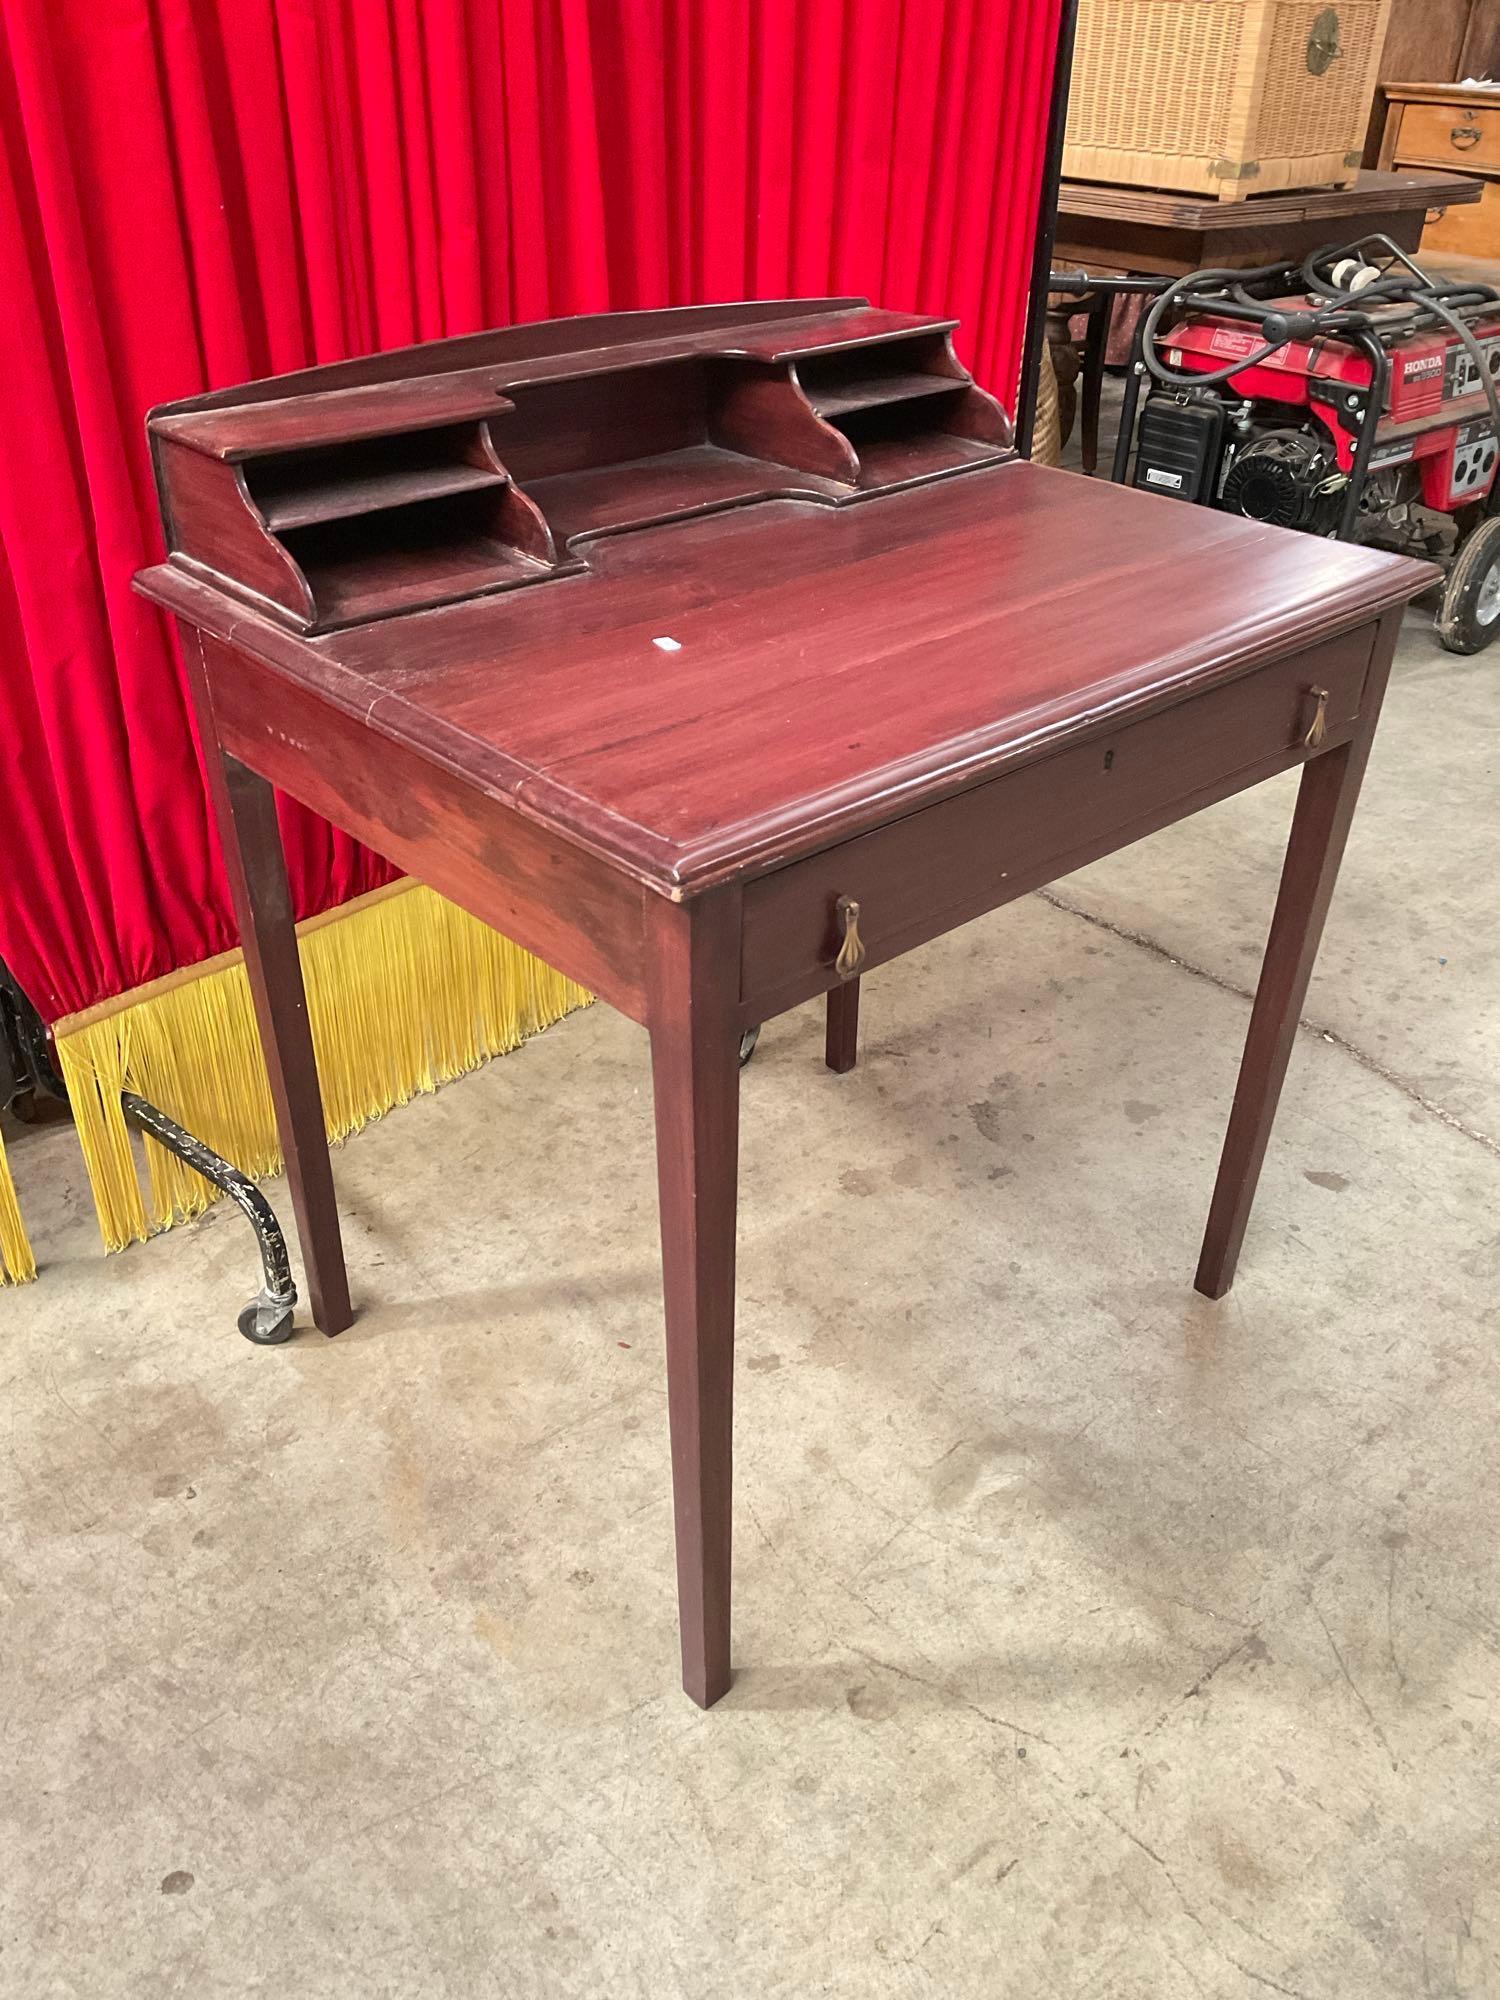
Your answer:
[1438,517,1500,655]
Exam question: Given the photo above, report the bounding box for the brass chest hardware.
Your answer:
[1306,7,1342,75]
[834,895,865,979]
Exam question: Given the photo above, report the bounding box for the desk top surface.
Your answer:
[1057,168,1483,230]
[145,459,1429,894]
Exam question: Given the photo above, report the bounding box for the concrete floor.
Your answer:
[3,599,1498,1998]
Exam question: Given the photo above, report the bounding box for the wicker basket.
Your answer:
[1063,0,1393,201]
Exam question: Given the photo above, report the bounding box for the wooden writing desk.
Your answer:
[138,302,1430,1707]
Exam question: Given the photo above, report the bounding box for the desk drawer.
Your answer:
[739,628,1372,1014]
[1420,177,1500,263]
[1398,102,1500,173]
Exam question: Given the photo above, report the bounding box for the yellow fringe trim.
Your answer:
[53,881,590,1254]
[0,1127,36,1283]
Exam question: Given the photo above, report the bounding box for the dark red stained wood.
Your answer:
[140,464,1429,897]
[804,371,966,420]
[647,890,742,1709]
[849,429,1000,489]
[153,301,870,420]
[200,635,650,1022]
[216,755,354,1336]
[738,309,958,360]
[283,501,551,626]
[825,980,860,1074]
[372,471,1414,884]
[158,369,521,458]
[738,625,1373,1013]
[494,362,711,483]
[944,384,1014,448]
[135,304,1439,1710]
[1195,611,1402,1299]
[182,639,352,1335]
[494,477,557,566]
[711,368,859,483]
[148,303,1008,640]
[523,445,846,548]
[156,440,314,621]
[256,460,506,532]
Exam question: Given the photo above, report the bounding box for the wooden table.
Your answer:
[137,302,1430,1708]
[1054,167,1484,277]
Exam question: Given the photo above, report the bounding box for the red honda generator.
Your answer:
[1059,238,1500,654]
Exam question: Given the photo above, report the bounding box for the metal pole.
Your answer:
[1014,0,1081,458]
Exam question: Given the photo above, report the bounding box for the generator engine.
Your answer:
[1077,237,1500,654]
[1218,428,1343,533]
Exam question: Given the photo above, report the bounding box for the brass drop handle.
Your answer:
[834,895,866,980]
[1451,124,1483,151]
[1303,685,1329,749]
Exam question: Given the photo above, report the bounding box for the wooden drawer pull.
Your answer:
[1304,686,1329,748]
[1451,125,1483,151]
[834,895,865,979]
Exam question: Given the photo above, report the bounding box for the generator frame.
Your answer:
[1093,268,1394,544]
[1056,242,1500,550]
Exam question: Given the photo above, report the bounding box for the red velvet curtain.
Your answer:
[0,0,1062,1023]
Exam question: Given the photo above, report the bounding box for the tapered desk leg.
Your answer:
[1196,622,1397,1299]
[647,892,741,1708]
[212,754,353,1335]
[825,978,860,1074]
[181,632,351,1334]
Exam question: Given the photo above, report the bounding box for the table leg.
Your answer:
[212,752,353,1335]
[647,893,741,1707]
[1195,629,1395,1298]
[825,979,860,1073]
[1080,294,1112,476]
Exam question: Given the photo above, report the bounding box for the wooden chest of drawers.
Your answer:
[1379,82,1500,259]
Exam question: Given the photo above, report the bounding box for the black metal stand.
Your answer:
[1,959,66,1119]
[1015,0,1081,458]
[120,1091,298,1344]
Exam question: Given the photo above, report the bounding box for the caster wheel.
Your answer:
[238,1296,296,1344]
[1438,516,1500,654]
[739,1025,762,1068]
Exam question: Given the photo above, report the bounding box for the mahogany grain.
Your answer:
[647,891,742,1709]
[825,981,861,1074]
[137,303,1434,1708]
[147,301,1011,635]
[1194,616,1400,1298]
[183,638,352,1334]
[205,640,650,1021]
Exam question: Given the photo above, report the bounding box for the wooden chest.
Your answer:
[1064,0,1394,201]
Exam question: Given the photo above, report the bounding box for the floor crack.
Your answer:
[1311,1595,1401,1774]
[845,1645,1061,1750]
[1036,888,1500,1162]
[1094,1802,1313,1999]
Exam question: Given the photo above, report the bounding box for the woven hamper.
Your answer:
[1063,0,1393,201]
